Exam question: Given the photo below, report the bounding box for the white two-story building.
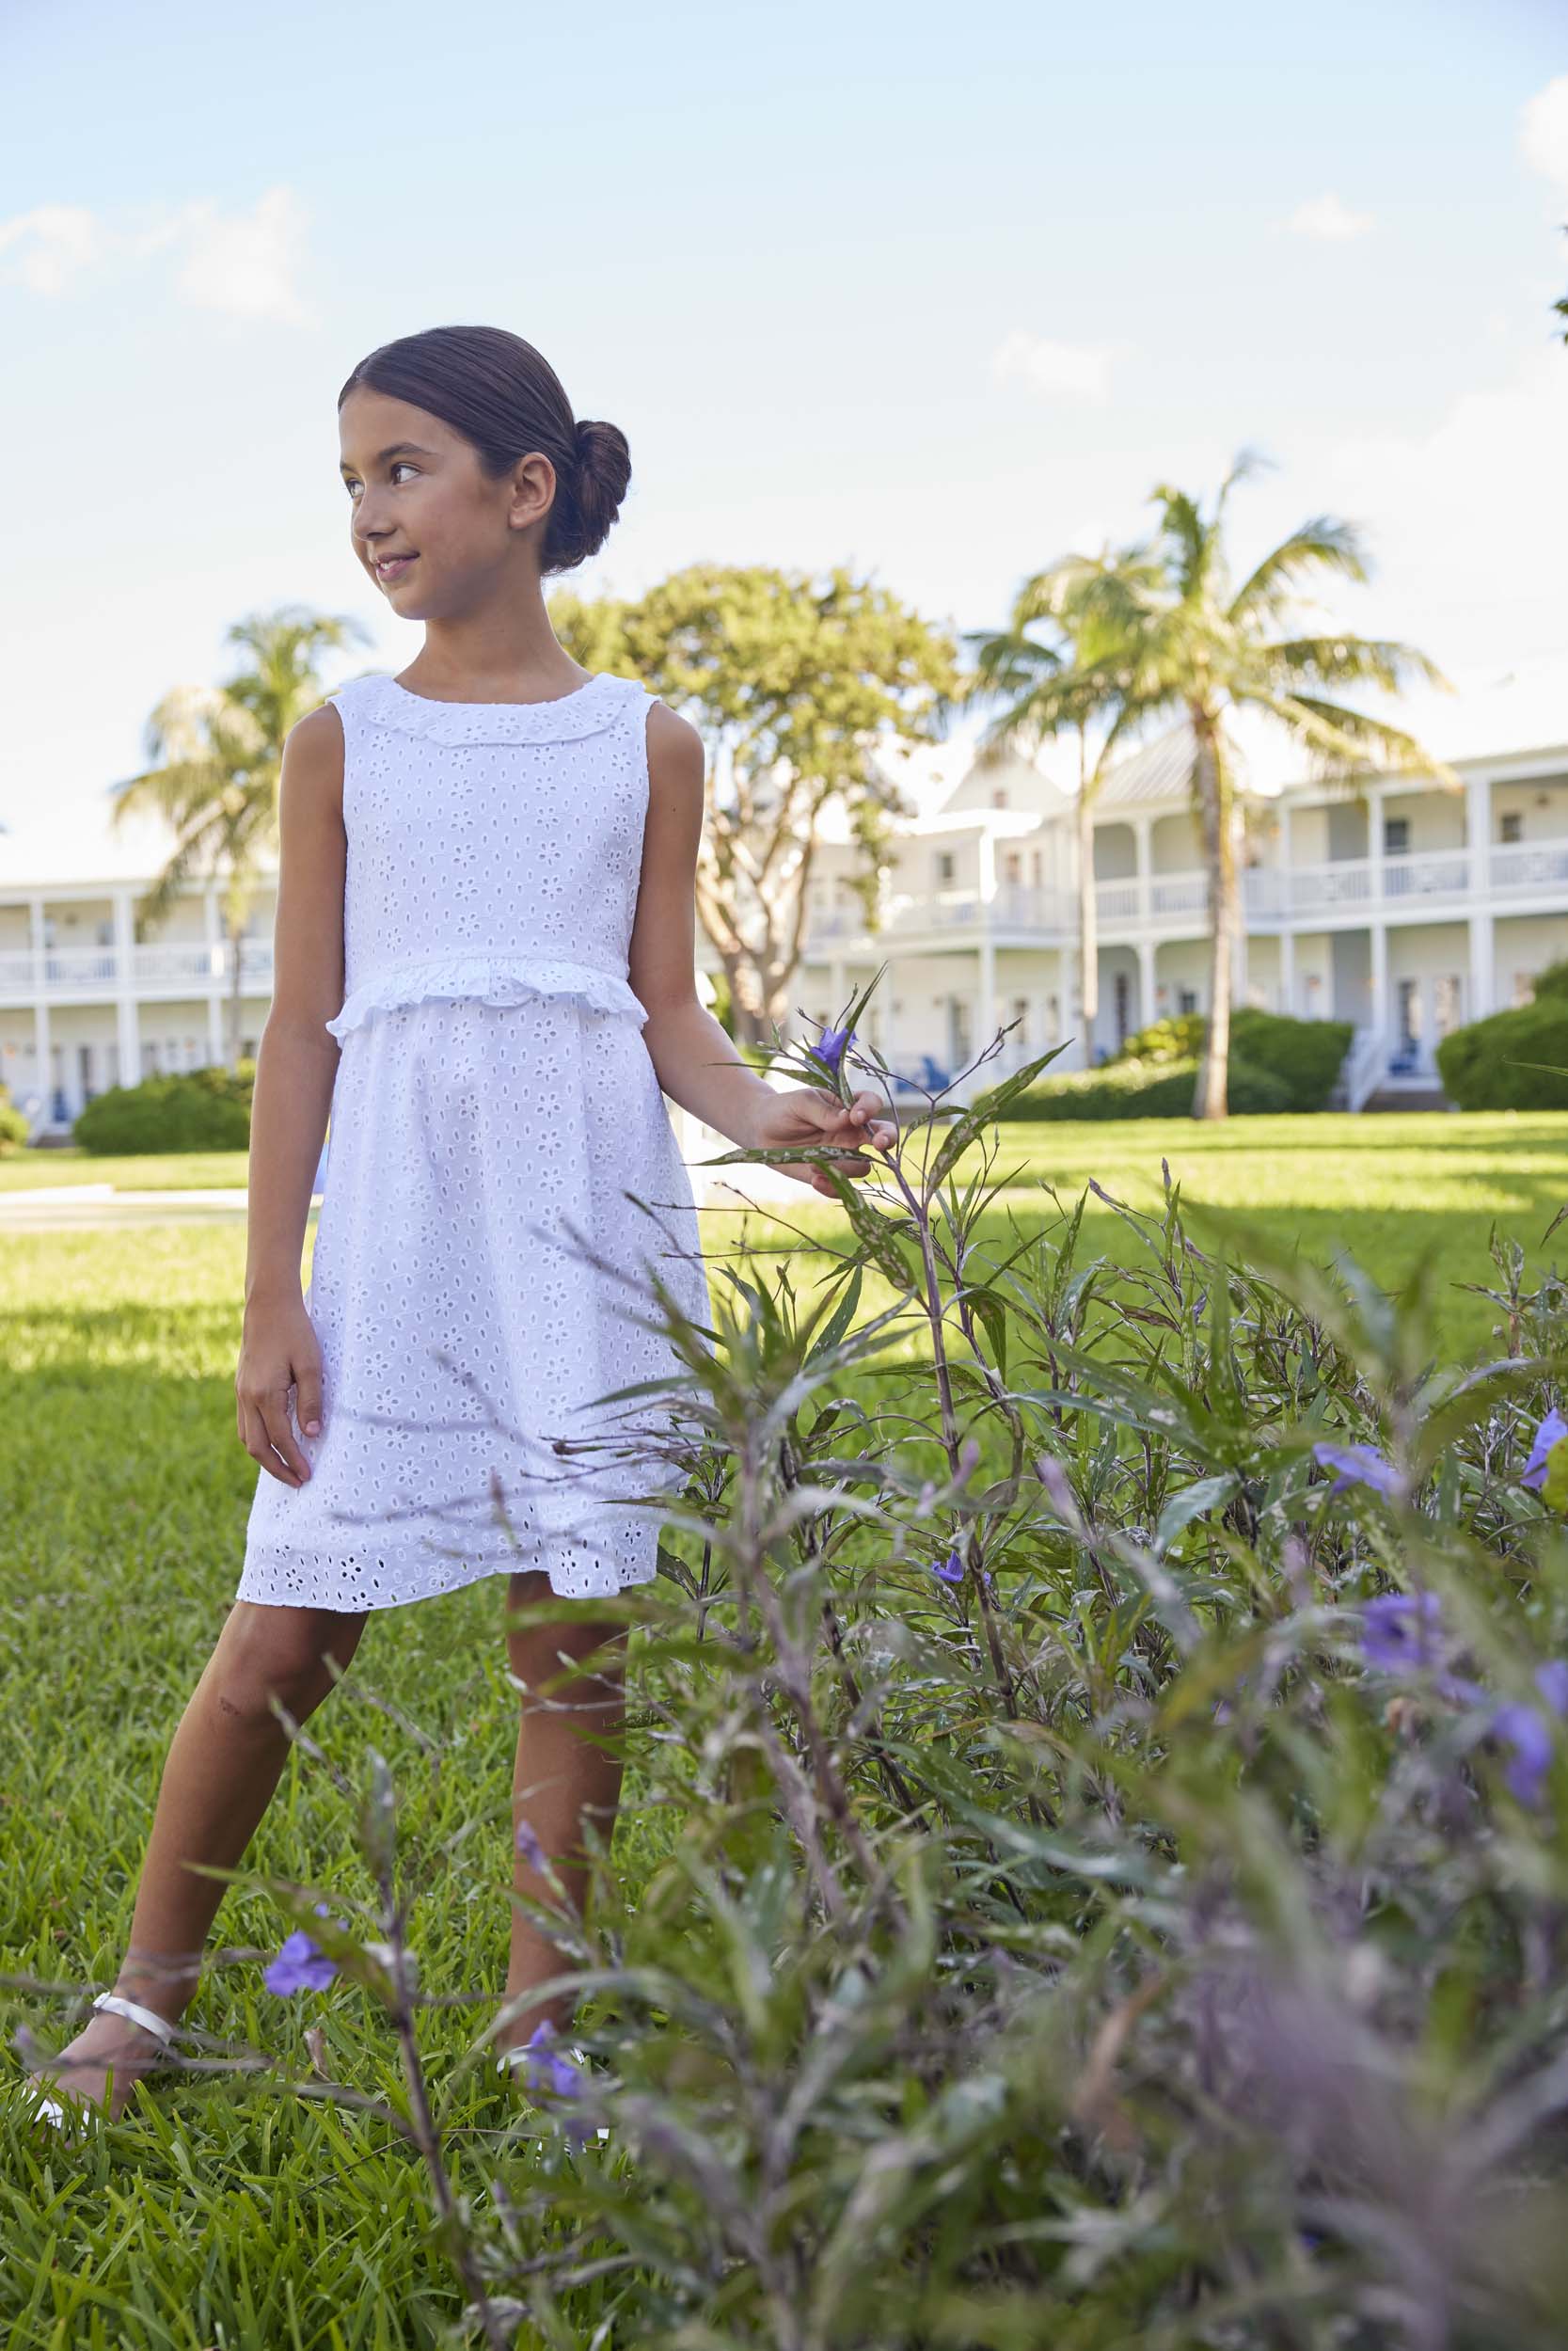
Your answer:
[3,689,1565,1136]
[799,711,1568,1107]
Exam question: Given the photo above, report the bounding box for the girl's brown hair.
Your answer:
[338,324,630,576]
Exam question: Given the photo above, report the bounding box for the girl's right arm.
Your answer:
[235,703,346,1489]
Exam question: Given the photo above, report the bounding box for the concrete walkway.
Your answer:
[0,1144,816,1231]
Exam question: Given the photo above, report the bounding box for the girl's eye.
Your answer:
[345,461,418,498]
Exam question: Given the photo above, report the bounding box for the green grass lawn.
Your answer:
[2,1112,1564,2339]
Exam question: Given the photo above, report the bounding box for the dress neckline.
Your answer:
[388,670,610,711]
[352,667,641,746]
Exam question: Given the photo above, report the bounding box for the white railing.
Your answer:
[1150,873,1208,917]
[1284,860,1374,913]
[1336,1025,1386,1113]
[0,939,276,1001]
[1382,849,1471,900]
[1490,840,1568,893]
[1094,879,1140,922]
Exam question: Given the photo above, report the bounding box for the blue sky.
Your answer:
[3,0,1565,875]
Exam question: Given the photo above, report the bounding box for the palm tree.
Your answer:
[964,548,1162,1063]
[998,455,1455,1118]
[111,606,371,1068]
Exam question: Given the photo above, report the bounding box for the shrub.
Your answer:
[215,1015,1568,2347]
[72,1061,255,1154]
[1116,1008,1353,1112]
[0,1078,29,1154]
[1010,1051,1294,1120]
[1436,998,1568,1111]
[1529,957,1568,1004]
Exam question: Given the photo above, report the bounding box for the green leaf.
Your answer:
[1154,1471,1240,1556]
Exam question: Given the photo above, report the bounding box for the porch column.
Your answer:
[1468,910,1495,1023]
[1370,921,1389,1044]
[1279,929,1297,1017]
[202,887,225,1066]
[1132,817,1153,925]
[29,898,52,1123]
[113,887,140,1090]
[1466,772,1492,900]
[1136,938,1158,1031]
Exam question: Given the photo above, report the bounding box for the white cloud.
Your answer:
[0,185,309,322]
[163,186,311,323]
[1286,193,1373,242]
[0,204,102,294]
[1519,74,1568,195]
[1314,346,1568,684]
[992,332,1121,402]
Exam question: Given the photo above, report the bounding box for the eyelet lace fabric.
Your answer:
[237,671,712,1612]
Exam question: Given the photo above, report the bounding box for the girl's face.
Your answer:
[338,386,556,616]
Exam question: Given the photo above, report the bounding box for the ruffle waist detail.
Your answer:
[325,952,649,1040]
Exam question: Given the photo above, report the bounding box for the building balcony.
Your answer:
[803,834,1568,956]
[0,939,277,1005]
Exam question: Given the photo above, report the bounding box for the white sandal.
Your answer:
[496,2037,610,2142]
[23,1991,181,2136]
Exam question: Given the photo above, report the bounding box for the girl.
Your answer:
[25,323,895,2130]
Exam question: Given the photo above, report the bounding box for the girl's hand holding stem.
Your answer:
[749,1086,897,1198]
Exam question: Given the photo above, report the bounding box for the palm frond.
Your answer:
[1238,689,1461,788]
[1227,518,1370,625]
[1253,635,1451,698]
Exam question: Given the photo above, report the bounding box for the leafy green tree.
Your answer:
[111,607,370,1068]
[550,564,959,1046]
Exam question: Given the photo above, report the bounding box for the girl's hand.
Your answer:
[237,1293,325,1486]
[751,1087,897,1197]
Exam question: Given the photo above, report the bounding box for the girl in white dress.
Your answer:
[26,323,895,2129]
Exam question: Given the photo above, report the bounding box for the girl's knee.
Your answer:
[217,1600,366,1720]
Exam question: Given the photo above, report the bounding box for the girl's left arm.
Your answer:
[628,702,895,1196]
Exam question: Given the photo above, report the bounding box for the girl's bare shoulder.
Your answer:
[644,695,705,802]
[279,699,346,822]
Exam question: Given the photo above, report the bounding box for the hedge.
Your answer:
[1435,998,1568,1112]
[1010,1053,1295,1121]
[1115,1009,1354,1114]
[72,1062,255,1154]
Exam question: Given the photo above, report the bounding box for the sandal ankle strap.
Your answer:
[92,1991,178,2048]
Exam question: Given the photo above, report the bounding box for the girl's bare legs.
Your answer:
[27,1598,367,2121]
[500,1569,628,2057]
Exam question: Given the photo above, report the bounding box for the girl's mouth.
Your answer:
[375,555,418,583]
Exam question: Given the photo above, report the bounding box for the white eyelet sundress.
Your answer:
[236,669,712,1613]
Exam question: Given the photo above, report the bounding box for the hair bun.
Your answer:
[551,418,631,574]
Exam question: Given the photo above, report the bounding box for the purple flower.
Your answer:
[933,1549,965,1585]
[808,1025,857,1080]
[264,1930,338,1995]
[1521,1408,1568,1493]
[520,2019,581,2100]
[1534,1658,1568,1717]
[1491,1700,1556,1805]
[1360,1591,1444,1673]
[515,1820,546,1869]
[1313,1440,1402,1498]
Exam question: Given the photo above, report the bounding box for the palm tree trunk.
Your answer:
[1076,734,1098,1066]
[1192,708,1233,1120]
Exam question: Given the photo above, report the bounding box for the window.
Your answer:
[1397,977,1421,1044]
[1178,987,1199,1015]
[1114,970,1132,1044]
[935,850,956,886]
[991,786,1008,808]
[1009,994,1030,1048]
[1384,817,1410,855]
[1500,811,1523,845]
[1433,975,1464,1035]
[1003,850,1022,885]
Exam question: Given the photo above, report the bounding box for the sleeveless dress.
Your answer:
[235,669,712,1613]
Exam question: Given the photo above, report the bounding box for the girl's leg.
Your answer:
[28,1597,368,2121]
[500,1569,628,2056]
